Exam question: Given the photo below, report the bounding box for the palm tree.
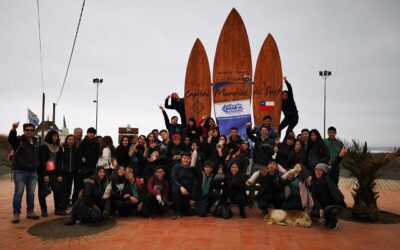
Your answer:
[341,140,398,221]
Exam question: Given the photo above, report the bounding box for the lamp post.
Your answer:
[319,70,331,139]
[93,78,103,132]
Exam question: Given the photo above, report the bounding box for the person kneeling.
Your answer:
[193,161,220,217]
[142,166,170,218]
[65,166,110,225]
[117,167,144,217]
[171,152,196,219]
[246,159,285,216]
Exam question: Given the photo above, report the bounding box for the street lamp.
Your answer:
[319,70,331,139]
[93,78,103,132]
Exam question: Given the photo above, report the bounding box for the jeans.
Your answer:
[13,170,38,213]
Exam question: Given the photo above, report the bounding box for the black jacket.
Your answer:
[77,137,99,176]
[192,169,219,201]
[57,145,78,174]
[171,163,195,192]
[282,80,298,117]
[165,97,186,127]
[116,145,130,167]
[161,110,185,136]
[39,143,61,177]
[276,143,296,170]
[255,171,284,199]
[311,176,346,210]
[218,172,247,198]
[304,142,330,172]
[246,127,275,165]
[8,130,40,171]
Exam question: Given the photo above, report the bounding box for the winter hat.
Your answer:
[172,134,181,141]
[315,163,330,174]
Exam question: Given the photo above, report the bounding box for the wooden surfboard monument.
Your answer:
[212,8,253,137]
[213,8,252,103]
[253,34,283,130]
[184,39,212,124]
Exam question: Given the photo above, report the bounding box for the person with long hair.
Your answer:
[304,129,330,172]
[128,135,148,184]
[281,163,314,211]
[275,136,296,170]
[57,134,78,210]
[39,130,63,216]
[216,162,247,218]
[97,136,117,178]
[116,136,131,168]
[278,76,299,136]
[311,163,346,230]
[65,166,110,225]
[183,117,200,142]
[147,133,159,155]
[294,140,306,165]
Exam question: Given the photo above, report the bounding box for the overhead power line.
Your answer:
[56,0,86,105]
[36,0,45,92]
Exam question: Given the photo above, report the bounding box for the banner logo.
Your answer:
[221,103,243,115]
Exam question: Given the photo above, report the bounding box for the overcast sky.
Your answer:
[0,0,399,147]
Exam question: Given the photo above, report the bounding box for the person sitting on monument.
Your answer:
[278,76,299,137]
[164,92,186,127]
[159,105,185,137]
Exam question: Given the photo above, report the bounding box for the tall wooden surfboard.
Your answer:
[253,34,283,130]
[213,8,252,103]
[184,38,211,124]
[212,8,252,138]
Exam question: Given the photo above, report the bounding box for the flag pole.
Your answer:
[41,92,45,143]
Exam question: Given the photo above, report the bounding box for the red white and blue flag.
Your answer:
[260,101,275,111]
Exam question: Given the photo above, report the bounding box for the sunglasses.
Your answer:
[25,129,34,132]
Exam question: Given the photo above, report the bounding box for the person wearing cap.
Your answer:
[75,127,99,201]
[171,152,196,219]
[311,163,346,230]
[246,160,286,216]
[192,161,220,217]
[142,166,170,218]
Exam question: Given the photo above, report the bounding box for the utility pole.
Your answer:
[93,78,103,132]
[319,70,332,139]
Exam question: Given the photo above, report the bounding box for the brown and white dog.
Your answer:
[264,209,312,228]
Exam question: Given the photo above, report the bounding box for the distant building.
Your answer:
[35,121,60,142]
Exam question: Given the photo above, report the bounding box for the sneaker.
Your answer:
[12,212,20,224]
[27,211,40,220]
[329,220,338,230]
[171,212,181,220]
[41,210,48,217]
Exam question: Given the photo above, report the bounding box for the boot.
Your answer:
[27,210,40,220]
[239,208,247,218]
[12,212,20,224]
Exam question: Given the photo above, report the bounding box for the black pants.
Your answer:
[257,192,284,211]
[279,114,299,136]
[62,172,75,208]
[112,199,137,217]
[324,205,343,226]
[221,192,247,213]
[142,193,168,217]
[72,171,91,204]
[38,174,63,212]
[196,191,220,216]
[282,195,303,211]
[172,186,191,215]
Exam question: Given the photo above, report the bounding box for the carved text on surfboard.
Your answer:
[253,85,282,97]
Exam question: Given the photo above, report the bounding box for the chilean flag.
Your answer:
[260,101,275,111]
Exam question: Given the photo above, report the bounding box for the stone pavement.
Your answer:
[0,179,399,250]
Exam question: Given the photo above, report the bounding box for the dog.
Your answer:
[264,209,312,228]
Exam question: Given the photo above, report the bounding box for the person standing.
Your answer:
[39,130,63,216]
[8,122,40,223]
[279,76,299,136]
[324,127,347,185]
[73,128,83,147]
[74,127,99,203]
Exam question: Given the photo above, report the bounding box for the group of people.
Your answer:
[8,77,347,230]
